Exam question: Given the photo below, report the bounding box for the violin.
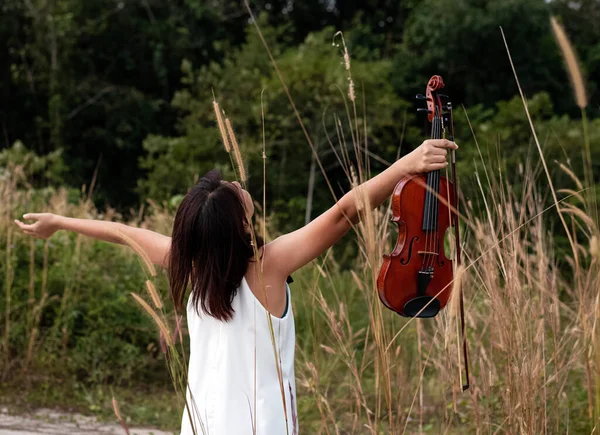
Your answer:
[377,75,469,389]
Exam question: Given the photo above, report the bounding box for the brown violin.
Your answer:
[377,75,469,389]
[377,75,456,318]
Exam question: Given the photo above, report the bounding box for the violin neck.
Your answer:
[422,114,444,232]
[422,170,440,231]
[431,113,444,140]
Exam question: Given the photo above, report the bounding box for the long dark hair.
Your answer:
[168,170,262,321]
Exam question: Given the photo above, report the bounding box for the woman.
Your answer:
[14,138,456,434]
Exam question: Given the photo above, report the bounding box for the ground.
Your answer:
[0,407,174,435]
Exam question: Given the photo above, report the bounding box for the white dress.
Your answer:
[180,277,298,435]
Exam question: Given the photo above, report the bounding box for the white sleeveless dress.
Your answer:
[180,277,298,435]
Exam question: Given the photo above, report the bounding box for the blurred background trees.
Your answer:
[2,0,597,230]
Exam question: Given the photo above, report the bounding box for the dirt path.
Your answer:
[0,407,175,435]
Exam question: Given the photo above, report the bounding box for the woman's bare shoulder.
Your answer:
[245,247,289,317]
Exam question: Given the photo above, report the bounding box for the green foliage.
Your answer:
[3,220,171,385]
[140,20,417,231]
[0,141,66,184]
[455,92,600,206]
[394,0,572,110]
[3,0,598,212]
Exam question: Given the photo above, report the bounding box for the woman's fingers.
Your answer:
[14,219,39,233]
[430,161,449,170]
[430,139,458,150]
[14,219,33,230]
[13,220,37,236]
[423,160,448,170]
[429,155,448,164]
[15,213,43,233]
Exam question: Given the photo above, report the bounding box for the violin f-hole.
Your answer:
[400,236,419,265]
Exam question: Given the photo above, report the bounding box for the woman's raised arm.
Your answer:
[14,213,171,268]
[265,139,457,279]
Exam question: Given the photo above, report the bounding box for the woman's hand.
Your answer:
[13,213,61,239]
[404,139,458,175]
[14,213,171,267]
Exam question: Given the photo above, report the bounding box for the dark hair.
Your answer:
[168,170,262,321]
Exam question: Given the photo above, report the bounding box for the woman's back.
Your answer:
[181,276,297,435]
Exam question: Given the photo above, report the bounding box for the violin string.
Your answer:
[431,109,443,269]
[424,116,434,270]
[435,109,443,267]
[423,109,440,271]
[424,111,437,271]
[431,111,442,269]
[422,113,435,272]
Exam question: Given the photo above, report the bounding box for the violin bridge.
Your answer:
[418,251,438,256]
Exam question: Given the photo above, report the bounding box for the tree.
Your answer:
[392,0,571,112]
[138,21,416,231]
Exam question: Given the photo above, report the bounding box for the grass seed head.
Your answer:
[225,118,247,183]
[110,228,156,277]
[550,16,587,109]
[145,279,163,309]
[213,100,231,152]
[131,292,172,347]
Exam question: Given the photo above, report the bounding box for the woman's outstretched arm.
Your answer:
[13,213,171,268]
[265,139,457,279]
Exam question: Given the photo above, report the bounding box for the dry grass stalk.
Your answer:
[448,265,465,319]
[501,27,580,273]
[243,0,343,221]
[2,166,15,363]
[159,330,168,354]
[109,228,156,277]
[550,17,596,227]
[25,240,49,368]
[173,313,184,345]
[557,162,584,190]
[130,292,172,347]
[3,233,12,360]
[225,118,247,183]
[26,238,35,329]
[550,17,587,109]
[112,396,130,435]
[333,31,355,103]
[145,279,163,309]
[213,100,231,152]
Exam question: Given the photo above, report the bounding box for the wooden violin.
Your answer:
[377,75,469,389]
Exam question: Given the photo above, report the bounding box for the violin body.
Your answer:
[377,174,455,317]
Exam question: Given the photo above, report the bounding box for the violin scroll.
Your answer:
[425,75,445,122]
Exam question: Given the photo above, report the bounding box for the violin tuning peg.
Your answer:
[438,94,449,99]
[415,94,426,100]
[417,108,431,113]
